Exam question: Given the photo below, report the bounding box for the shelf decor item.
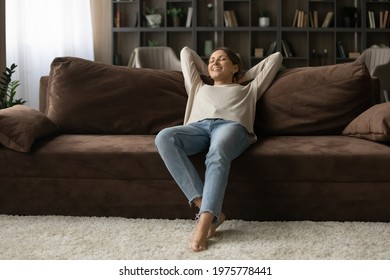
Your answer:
[254,48,264,58]
[259,10,270,27]
[145,7,162,28]
[341,6,357,28]
[167,7,184,27]
[207,2,214,27]
[204,40,213,56]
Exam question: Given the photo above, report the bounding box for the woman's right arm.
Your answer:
[180,46,208,96]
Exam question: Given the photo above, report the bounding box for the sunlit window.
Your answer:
[6,0,94,109]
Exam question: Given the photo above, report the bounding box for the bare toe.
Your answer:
[191,239,207,252]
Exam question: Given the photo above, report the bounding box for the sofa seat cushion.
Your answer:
[0,135,171,180]
[232,136,390,183]
[1,135,389,183]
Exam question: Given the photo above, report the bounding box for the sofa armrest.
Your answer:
[373,62,390,103]
[39,76,49,114]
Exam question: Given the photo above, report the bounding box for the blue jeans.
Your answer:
[155,119,251,223]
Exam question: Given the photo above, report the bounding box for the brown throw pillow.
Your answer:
[342,102,390,142]
[46,57,187,134]
[255,60,374,136]
[0,105,59,152]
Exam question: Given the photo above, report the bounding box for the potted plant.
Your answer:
[259,10,270,27]
[167,7,184,27]
[148,39,159,47]
[341,6,357,27]
[0,64,25,109]
[145,7,162,28]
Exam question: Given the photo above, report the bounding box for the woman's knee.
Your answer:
[155,127,174,150]
[208,125,249,160]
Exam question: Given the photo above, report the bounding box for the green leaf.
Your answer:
[0,63,26,109]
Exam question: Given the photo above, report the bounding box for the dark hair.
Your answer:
[210,47,242,83]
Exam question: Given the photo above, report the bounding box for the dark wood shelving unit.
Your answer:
[112,0,390,69]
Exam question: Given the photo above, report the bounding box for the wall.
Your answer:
[0,0,5,72]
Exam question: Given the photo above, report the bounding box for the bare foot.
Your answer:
[191,223,208,252]
[191,213,213,252]
[207,212,226,239]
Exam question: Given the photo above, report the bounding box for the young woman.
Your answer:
[155,46,283,252]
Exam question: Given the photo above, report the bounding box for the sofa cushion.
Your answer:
[342,102,390,142]
[2,134,390,183]
[0,105,59,152]
[46,57,187,134]
[255,60,374,135]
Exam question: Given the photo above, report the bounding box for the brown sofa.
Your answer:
[1,57,390,222]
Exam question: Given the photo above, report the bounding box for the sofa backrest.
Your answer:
[40,57,377,136]
[43,57,187,134]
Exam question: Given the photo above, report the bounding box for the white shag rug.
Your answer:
[1,215,389,260]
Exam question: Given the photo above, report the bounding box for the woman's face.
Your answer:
[208,50,239,85]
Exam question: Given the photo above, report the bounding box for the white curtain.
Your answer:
[6,0,94,110]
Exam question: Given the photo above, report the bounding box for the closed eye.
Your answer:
[209,56,228,64]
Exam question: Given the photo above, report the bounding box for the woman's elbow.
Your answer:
[274,52,283,64]
[180,46,190,60]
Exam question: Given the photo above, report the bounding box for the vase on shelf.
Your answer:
[259,17,270,27]
[204,40,213,57]
[258,10,270,27]
[145,14,162,28]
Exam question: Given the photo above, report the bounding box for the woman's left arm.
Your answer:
[239,52,283,100]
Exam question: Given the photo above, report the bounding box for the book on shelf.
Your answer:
[115,11,121,27]
[302,12,308,27]
[309,10,319,27]
[379,10,389,28]
[266,41,277,56]
[337,41,346,58]
[292,9,299,27]
[224,10,238,27]
[368,11,376,28]
[134,12,139,27]
[368,10,390,29]
[321,11,333,28]
[265,41,296,58]
[309,11,314,27]
[281,41,295,57]
[292,9,308,27]
[186,7,193,27]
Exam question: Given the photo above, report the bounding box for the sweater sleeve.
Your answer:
[180,46,208,96]
[180,47,209,125]
[239,52,283,100]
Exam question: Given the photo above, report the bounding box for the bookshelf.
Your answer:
[112,0,390,69]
